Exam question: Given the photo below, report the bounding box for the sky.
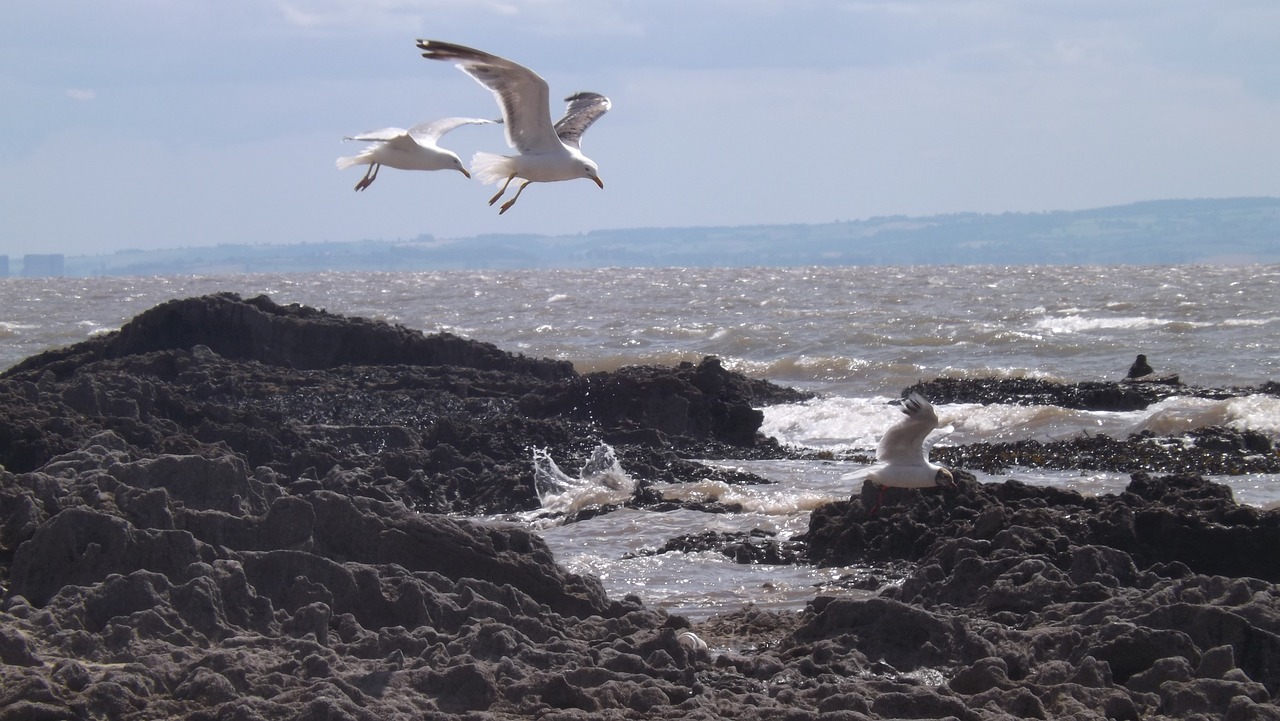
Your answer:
[2,1,1278,257]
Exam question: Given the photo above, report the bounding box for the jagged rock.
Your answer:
[804,473,1280,582]
[3,295,1279,721]
[904,376,1258,411]
[631,528,806,565]
[1,294,801,514]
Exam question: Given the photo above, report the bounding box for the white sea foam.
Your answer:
[1032,315,1177,334]
[760,396,905,450]
[762,397,1130,450]
[0,321,40,335]
[1130,394,1280,439]
[943,403,1147,444]
[655,478,845,523]
[760,394,1280,451]
[1224,395,1280,437]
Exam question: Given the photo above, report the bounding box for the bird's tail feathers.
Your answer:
[335,147,373,170]
[470,152,516,186]
[335,153,369,170]
[839,466,874,483]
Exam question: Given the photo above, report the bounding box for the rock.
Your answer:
[3,295,1279,721]
[0,626,42,666]
[1,295,802,517]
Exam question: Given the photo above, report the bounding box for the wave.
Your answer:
[655,478,843,518]
[760,394,1280,452]
[1031,315,1179,335]
[1130,394,1280,438]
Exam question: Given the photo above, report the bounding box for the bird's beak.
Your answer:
[460,168,472,179]
[592,177,604,189]
[937,469,956,488]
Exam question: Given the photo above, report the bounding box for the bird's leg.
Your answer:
[488,174,517,206]
[498,180,532,215]
[868,484,887,517]
[354,163,379,192]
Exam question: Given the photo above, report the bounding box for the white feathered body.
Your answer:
[336,134,463,173]
[841,393,953,489]
[470,145,598,185]
[862,461,949,489]
[336,117,494,185]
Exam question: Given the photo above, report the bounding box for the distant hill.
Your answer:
[50,197,1280,276]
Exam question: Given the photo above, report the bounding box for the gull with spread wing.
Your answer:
[336,116,495,191]
[842,393,955,515]
[417,39,610,214]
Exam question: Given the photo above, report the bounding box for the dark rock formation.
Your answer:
[3,294,1279,720]
[933,426,1279,475]
[630,529,807,565]
[5,292,576,380]
[0,293,797,515]
[906,375,1261,411]
[804,472,1280,582]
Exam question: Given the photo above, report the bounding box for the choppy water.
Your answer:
[3,265,1279,618]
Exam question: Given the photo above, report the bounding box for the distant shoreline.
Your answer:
[3,196,1278,277]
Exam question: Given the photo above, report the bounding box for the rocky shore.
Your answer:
[2,293,1278,720]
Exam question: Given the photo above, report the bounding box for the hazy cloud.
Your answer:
[1,1,1277,256]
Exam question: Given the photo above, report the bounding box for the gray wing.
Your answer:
[554,92,610,149]
[417,39,559,154]
[344,127,409,142]
[406,117,499,144]
[875,393,940,466]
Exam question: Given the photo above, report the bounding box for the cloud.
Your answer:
[272,0,640,37]
[65,88,96,101]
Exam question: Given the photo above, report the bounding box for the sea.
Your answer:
[3,264,1280,619]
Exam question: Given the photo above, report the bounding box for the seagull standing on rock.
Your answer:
[416,39,611,214]
[842,393,955,515]
[336,117,496,191]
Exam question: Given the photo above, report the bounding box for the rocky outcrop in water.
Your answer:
[2,294,1279,720]
[0,293,800,516]
[931,426,1279,475]
[905,375,1264,411]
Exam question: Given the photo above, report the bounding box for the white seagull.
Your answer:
[416,39,610,214]
[842,393,955,515]
[336,116,496,191]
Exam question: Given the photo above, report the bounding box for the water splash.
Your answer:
[532,443,636,514]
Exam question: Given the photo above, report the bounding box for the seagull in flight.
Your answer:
[336,116,496,191]
[842,393,955,515]
[416,39,610,214]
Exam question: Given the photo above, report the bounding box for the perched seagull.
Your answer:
[842,393,955,515]
[336,116,496,191]
[416,39,611,214]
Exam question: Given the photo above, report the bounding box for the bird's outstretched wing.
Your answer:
[554,92,611,149]
[345,127,409,142]
[417,39,559,154]
[406,117,498,143]
[875,393,940,466]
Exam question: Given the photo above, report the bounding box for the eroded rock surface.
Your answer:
[1,293,800,515]
[2,294,1278,720]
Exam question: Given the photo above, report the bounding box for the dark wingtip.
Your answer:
[416,39,488,63]
[416,39,453,60]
